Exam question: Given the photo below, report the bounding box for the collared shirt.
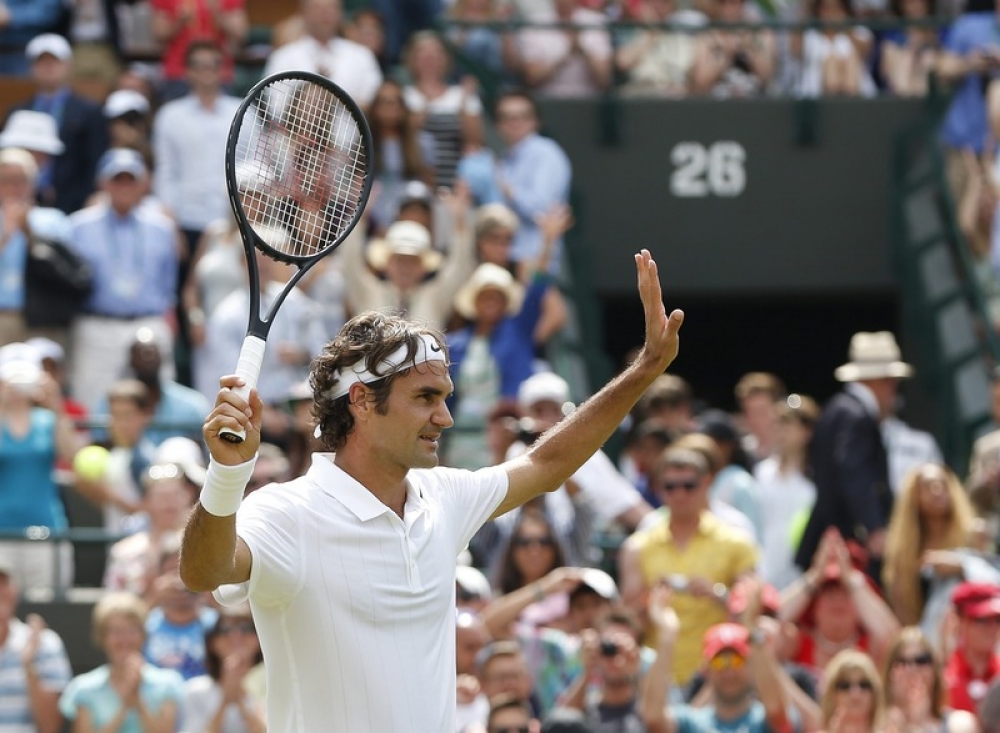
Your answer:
[498,133,571,273]
[633,511,759,683]
[263,36,383,108]
[945,647,1000,712]
[153,94,242,230]
[0,206,70,310]
[68,202,178,317]
[0,618,72,733]
[215,454,508,733]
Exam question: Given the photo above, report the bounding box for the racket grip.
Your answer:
[220,335,266,444]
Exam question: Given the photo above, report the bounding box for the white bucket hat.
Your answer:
[454,262,524,320]
[834,331,914,382]
[366,220,442,272]
[0,110,64,155]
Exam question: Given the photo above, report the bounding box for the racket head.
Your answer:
[224,71,373,266]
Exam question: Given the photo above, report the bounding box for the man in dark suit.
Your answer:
[795,331,913,581]
[10,34,109,213]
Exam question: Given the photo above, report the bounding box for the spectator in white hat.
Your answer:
[6,33,109,212]
[103,88,153,167]
[341,188,477,330]
[795,330,913,581]
[66,148,180,413]
[0,341,81,591]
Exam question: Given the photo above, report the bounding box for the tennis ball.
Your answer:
[73,445,110,482]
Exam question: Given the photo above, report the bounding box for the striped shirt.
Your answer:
[0,619,72,733]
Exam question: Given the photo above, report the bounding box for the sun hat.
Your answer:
[0,110,65,155]
[453,262,524,320]
[834,331,914,382]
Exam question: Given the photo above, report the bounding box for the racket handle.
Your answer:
[219,335,266,444]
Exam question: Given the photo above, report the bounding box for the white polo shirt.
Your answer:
[215,453,508,733]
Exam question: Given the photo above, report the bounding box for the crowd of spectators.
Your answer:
[3,1,1000,732]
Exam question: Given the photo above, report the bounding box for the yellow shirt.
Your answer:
[634,511,759,684]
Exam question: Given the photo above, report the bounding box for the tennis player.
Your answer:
[180,249,683,732]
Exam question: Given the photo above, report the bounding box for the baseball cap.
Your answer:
[103,89,150,119]
[574,568,619,602]
[702,623,751,660]
[952,581,1000,619]
[541,707,595,733]
[456,565,493,603]
[97,148,147,180]
[518,371,572,410]
[399,179,433,210]
[25,337,64,365]
[0,342,43,386]
[153,437,207,488]
[26,34,72,62]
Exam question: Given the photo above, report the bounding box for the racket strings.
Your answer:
[236,78,368,260]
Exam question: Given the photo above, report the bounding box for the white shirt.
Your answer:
[216,455,508,733]
[753,456,816,590]
[264,36,383,108]
[153,94,242,231]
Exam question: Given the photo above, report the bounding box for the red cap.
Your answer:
[702,623,750,660]
[952,582,1000,619]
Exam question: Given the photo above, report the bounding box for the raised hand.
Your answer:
[20,614,45,667]
[634,249,683,375]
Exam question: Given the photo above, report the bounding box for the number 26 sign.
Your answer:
[669,141,747,198]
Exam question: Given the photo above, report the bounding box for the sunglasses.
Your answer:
[490,727,529,733]
[835,679,874,692]
[894,653,933,668]
[513,536,555,549]
[661,479,700,493]
[708,652,746,671]
[217,621,255,635]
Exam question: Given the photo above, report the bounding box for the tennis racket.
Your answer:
[219,71,373,443]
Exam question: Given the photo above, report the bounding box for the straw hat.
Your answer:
[834,331,914,382]
[454,262,524,320]
[366,220,442,272]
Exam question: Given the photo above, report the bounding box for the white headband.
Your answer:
[327,332,446,400]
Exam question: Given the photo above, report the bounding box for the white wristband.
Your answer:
[200,457,257,517]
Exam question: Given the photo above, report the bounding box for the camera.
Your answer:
[599,639,618,657]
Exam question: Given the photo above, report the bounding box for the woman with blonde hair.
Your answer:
[882,626,980,733]
[883,463,978,626]
[59,592,184,733]
[820,650,885,733]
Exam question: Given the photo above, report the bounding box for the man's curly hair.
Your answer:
[310,312,448,452]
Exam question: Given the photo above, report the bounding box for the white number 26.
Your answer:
[669,141,746,198]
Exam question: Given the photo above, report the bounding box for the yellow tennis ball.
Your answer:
[73,445,110,482]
